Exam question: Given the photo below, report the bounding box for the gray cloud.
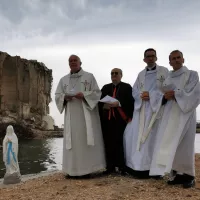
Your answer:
[0,0,200,47]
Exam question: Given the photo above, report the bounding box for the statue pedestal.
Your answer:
[3,172,21,185]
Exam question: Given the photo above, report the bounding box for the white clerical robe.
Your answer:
[55,69,106,176]
[149,66,200,177]
[124,65,169,171]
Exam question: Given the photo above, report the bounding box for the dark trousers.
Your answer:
[102,116,127,171]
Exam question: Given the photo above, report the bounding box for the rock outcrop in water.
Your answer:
[0,51,54,138]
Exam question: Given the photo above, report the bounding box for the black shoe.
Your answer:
[118,168,127,176]
[183,179,195,189]
[167,174,185,185]
[150,175,163,180]
[65,174,91,179]
[79,174,91,179]
[103,168,115,175]
[135,170,150,179]
[65,174,70,179]
[125,166,136,176]
[117,167,126,175]
[65,174,76,179]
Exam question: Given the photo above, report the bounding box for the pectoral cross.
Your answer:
[64,84,68,93]
[140,82,144,91]
[81,80,90,91]
[158,75,165,83]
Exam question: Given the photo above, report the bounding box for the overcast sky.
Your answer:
[1,0,200,126]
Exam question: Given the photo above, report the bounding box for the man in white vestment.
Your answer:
[55,55,106,178]
[124,48,169,178]
[149,50,200,188]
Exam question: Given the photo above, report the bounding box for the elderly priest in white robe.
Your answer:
[149,50,200,188]
[55,54,106,178]
[124,48,169,179]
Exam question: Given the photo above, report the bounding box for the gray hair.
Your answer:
[69,54,82,65]
[169,50,183,61]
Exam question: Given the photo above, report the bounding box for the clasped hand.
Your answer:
[164,90,175,100]
[141,91,150,101]
[103,101,119,110]
[65,92,84,101]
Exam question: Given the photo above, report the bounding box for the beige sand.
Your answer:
[0,154,200,200]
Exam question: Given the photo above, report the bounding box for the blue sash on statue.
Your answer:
[7,142,17,165]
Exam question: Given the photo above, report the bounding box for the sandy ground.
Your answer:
[0,155,200,200]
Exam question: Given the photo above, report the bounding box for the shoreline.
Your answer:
[0,131,63,141]
[0,132,199,140]
[0,170,60,188]
[32,129,63,139]
[0,131,199,140]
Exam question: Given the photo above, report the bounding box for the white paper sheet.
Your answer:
[65,91,77,97]
[99,95,119,104]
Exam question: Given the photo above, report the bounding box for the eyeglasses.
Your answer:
[111,72,119,75]
[171,56,181,60]
[145,55,156,58]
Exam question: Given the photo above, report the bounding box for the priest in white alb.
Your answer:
[124,48,169,178]
[55,54,106,178]
[149,50,200,188]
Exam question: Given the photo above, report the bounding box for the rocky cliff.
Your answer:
[0,51,54,134]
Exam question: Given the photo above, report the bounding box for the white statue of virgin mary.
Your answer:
[3,125,21,184]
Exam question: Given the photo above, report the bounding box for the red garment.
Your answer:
[108,87,131,123]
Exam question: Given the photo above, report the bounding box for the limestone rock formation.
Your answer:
[0,51,54,132]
